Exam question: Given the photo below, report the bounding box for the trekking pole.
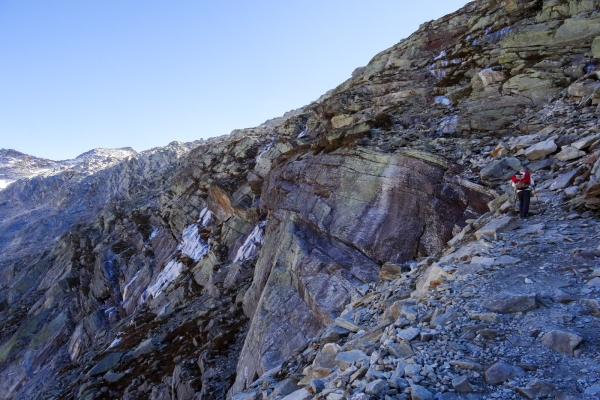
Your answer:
[532,187,545,215]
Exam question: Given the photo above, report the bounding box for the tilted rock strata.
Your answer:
[1,0,600,399]
[233,148,491,393]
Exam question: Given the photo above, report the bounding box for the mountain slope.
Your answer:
[1,0,600,399]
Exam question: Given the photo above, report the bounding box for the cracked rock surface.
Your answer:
[2,0,600,399]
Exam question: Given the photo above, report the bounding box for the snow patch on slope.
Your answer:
[141,260,183,302]
[234,221,267,263]
[198,207,212,227]
[0,179,14,190]
[178,225,210,262]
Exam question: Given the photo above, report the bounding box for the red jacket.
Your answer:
[511,171,532,189]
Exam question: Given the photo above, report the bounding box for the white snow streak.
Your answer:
[198,207,212,227]
[434,96,451,106]
[234,221,267,263]
[122,270,140,302]
[178,224,210,262]
[108,337,122,349]
[141,260,184,302]
[298,127,308,138]
[0,179,13,190]
[149,228,159,240]
[256,144,273,162]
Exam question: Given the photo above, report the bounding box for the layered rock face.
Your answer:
[232,148,492,394]
[1,0,600,399]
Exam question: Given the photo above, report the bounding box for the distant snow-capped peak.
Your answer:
[0,147,138,190]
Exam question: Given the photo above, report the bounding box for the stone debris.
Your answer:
[540,330,584,357]
[3,0,600,399]
[481,292,538,314]
[451,376,473,393]
[88,353,123,377]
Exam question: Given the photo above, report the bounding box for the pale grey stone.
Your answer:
[335,316,360,333]
[274,379,300,397]
[482,291,537,314]
[584,383,600,396]
[452,376,473,393]
[404,363,421,377]
[586,277,600,289]
[365,379,389,396]
[572,134,600,150]
[410,384,434,400]
[493,255,520,266]
[484,361,526,385]
[541,330,583,356]
[387,342,414,358]
[551,167,583,190]
[103,370,125,383]
[516,380,555,399]
[556,146,585,161]
[397,327,420,341]
[401,305,418,321]
[475,215,519,240]
[231,391,261,400]
[132,338,160,358]
[280,388,312,400]
[524,139,557,160]
[88,353,123,377]
[335,350,369,370]
[470,256,495,267]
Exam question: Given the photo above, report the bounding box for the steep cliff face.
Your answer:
[232,148,493,394]
[1,0,600,399]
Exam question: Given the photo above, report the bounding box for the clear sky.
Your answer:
[0,1,470,160]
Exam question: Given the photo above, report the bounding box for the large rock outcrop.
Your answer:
[2,0,600,399]
[232,148,491,393]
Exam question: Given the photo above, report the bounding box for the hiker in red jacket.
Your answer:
[511,168,535,218]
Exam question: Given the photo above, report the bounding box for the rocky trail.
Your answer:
[230,173,600,399]
[3,0,600,399]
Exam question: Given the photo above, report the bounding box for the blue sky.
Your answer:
[0,1,470,160]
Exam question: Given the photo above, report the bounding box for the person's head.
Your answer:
[520,168,528,174]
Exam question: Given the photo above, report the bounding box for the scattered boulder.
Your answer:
[516,380,555,399]
[572,134,600,150]
[474,215,519,240]
[484,361,526,385]
[556,146,585,161]
[524,139,557,160]
[410,384,434,400]
[452,376,473,393]
[379,262,404,280]
[273,379,301,397]
[103,370,126,383]
[404,363,422,377]
[387,342,414,358]
[281,388,312,400]
[88,353,123,377]
[551,167,583,190]
[540,330,583,356]
[415,264,452,293]
[397,327,420,341]
[493,255,520,266]
[482,292,537,314]
[132,337,161,358]
[232,390,261,400]
[584,384,600,397]
[365,379,389,397]
[335,350,369,371]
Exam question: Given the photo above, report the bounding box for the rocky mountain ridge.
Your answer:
[1,0,600,399]
[0,147,140,190]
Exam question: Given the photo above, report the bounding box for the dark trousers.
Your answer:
[517,190,531,218]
